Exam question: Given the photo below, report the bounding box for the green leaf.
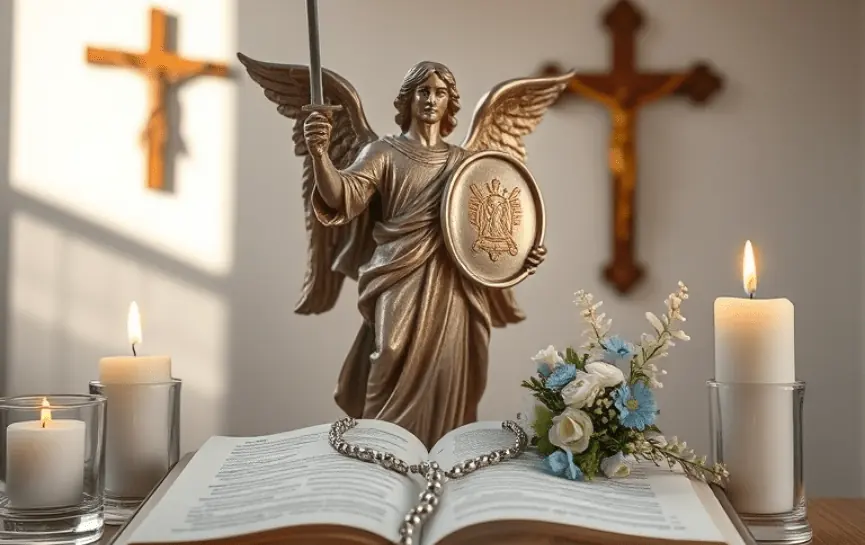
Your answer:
[573,441,603,480]
[563,347,588,371]
[530,404,557,456]
[535,434,557,456]
[530,404,553,437]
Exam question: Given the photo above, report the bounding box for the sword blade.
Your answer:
[305,0,324,105]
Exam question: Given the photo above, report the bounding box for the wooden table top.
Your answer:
[100,525,118,544]
[97,498,864,544]
[808,498,865,544]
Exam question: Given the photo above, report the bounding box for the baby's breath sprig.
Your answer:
[574,290,612,350]
[633,281,690,388]
[628,434,729,486]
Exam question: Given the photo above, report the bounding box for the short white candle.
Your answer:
[713,240,795,514]
[5,398,86,509]
[99,302,173,498]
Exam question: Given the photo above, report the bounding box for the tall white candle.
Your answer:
[713,240,795,514]
[99,302,171,383]
[99,302,173,498]
[99,355,171,384]
[5,398,86,508]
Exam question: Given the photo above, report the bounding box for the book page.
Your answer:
[127,419,427,544]
[424,421,729,545]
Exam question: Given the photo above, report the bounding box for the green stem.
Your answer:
[651,445,727,483]
[590,321,607,349]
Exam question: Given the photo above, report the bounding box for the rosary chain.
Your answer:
[329,417,528,545]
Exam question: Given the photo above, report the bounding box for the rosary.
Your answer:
[329,417,529,545]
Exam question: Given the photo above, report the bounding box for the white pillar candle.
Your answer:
[5,398,86,509]
[99,301,174,498]
[713,240,795,515]
[99,355,171,384]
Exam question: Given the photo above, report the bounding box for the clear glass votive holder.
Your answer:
[0,394,106,545]
[708,380,811,544]
[88,379,180,525]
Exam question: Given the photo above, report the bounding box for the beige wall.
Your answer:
[1,0,862,496]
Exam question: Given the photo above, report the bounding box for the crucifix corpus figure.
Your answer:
[542,0,723,294]
[239,1,572,448]
[86,7,230,191]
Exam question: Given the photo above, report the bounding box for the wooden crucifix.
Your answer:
[86,7,230,191]
[541,0,723,294]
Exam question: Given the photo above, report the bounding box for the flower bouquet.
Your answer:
[521,281,728,485]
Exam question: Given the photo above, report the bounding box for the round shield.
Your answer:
[441,150,546,289]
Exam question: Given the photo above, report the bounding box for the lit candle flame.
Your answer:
[742,240,757,297]
[40,397,51,428]
[128,301,142,351]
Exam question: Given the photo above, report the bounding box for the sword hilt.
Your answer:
[301,103,343,117]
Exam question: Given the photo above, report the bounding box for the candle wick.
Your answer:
[41,420,45,429]
[749,293,754,300]
[132,343,137,357]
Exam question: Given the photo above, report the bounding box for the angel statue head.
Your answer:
[393,61,461,137]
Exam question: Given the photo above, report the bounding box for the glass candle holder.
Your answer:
[89,379,181,525]
[708,380,811,544]
[0,394,106,545]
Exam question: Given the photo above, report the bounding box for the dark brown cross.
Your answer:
[541,0,723,294]
[86,7,230,191]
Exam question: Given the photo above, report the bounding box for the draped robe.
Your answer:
[312,135,496,448]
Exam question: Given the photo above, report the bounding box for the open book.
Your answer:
[117,420,752,545]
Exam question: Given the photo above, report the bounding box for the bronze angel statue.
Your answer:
[238,53,573,447]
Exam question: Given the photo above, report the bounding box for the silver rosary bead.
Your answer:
[329,418,527,545]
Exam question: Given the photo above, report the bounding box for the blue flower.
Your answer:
[614,382,658,431]
[543,449,583,480]
[545,364,577,390]
[603,335,636,362]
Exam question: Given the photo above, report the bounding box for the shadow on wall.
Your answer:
[0,0,239,452]
[1,0,862,498]
[0,0,350,453]
[0,0,12,396]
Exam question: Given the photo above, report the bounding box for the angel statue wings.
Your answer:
[238,53,573,447]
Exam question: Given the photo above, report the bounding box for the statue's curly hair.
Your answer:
[393,61,461,137]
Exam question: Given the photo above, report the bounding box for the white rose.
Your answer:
[532,345,564,376]
[585,361,625,388]
[548,408,594,454]
[600,452,631,478]
[561,372,603,409]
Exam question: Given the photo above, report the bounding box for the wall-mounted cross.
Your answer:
[541,0,724,294]
[86,7,230,191]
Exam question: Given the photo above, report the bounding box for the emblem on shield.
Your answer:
[468,178,523,261]
[441,151,546,289]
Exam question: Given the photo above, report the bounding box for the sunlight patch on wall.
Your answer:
[8,210,229,454]
[10,0,237,277]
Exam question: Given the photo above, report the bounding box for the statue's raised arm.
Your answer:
[237,53,379,315]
